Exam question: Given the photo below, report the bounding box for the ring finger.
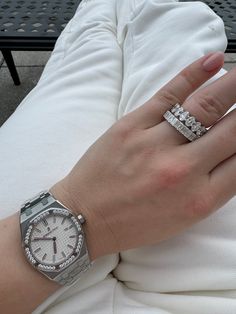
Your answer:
[154,63,236,146]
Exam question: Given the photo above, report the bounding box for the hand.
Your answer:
[51,52,236,261]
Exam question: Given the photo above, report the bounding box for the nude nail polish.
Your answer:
[202,51,224,72]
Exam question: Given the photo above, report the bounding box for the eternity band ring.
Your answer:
[163,103,207,142]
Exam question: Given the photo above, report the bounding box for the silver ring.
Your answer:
[163,103,207,142]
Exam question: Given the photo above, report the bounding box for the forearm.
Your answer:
[0,184,114,314]
[0,213,59,314]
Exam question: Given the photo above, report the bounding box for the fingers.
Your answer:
[209,151,236,210]
[122,51,224,129]
[184,67,236,127]
[188,108,236,173]
[154,65,236,146]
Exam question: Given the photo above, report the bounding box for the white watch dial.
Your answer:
[29,213,79,265]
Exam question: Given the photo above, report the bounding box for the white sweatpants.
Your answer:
[1,0,235,313]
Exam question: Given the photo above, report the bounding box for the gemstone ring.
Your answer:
[163,103,207,142]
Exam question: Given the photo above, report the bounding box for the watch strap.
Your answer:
[54,250,92,285]
[20,191,54,224]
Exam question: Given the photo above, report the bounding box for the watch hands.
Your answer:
[44,226,58,237]
[33,237,53,241]
[53,237,57,254]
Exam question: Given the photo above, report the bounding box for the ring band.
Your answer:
[163,104,207,142]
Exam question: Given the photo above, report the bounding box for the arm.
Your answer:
[0,190,102,314]
[1,52,235,313]
[0,180,113,314]
[0,213,59,314]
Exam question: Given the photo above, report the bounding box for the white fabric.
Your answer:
[0,0,235,313]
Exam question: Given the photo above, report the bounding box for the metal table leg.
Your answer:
[1,49,20,85]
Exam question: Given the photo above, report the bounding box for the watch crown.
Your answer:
[77,214,85,224]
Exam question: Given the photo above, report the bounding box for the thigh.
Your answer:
[117,0,228,118]
[0,0,122,312]
[0,0,122,216]
[113,1,236,313]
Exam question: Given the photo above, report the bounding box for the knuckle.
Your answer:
[112,120,132,143]
[228,110,236,135]
[157,89,180,106]
[154,160,191,190]
[180,68,198,90]
[185,197,210,220]
[184,192,215,220]
[194,93,225,122]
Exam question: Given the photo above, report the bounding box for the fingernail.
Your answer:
[202,51,224,72]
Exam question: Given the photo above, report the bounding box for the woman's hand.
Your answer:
[51,51,236,261]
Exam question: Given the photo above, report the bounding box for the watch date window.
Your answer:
[29,214,78,265]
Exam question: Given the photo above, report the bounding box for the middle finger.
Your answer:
[154,66,236,146]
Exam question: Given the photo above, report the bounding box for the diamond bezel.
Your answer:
[23,208,83,272]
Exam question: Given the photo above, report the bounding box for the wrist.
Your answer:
[49,181,117,261]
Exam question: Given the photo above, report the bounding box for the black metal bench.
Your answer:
[0,0,82,85]
[0,0,236,85]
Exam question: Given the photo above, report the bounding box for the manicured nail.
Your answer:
[202,51,224,72]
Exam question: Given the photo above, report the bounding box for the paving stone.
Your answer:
[2,51,51,67]
[223,62,235,71]
[0,66,44,126]
[225,53,236,63]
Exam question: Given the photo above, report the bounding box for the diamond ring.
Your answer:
[163,103,207,142]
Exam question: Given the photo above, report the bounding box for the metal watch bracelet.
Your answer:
[20,191,92,286]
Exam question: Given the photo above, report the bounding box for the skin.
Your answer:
[2,51,236,313]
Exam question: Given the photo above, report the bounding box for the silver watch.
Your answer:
[19,190,93,286]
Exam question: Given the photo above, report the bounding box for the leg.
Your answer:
[1,49,21,85]
[0,0,122,312]
[0,0,122,216]
[112,1,236,313]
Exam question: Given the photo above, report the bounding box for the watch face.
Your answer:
[24,209,83,271]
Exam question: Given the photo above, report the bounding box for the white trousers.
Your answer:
[1,0,235,313]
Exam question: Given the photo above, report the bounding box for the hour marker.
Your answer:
[34,247,41,254]
[61,251,66,258]
[64,225,73,231]
[53,255,56,263]
[42,253,47,261]
[69,235,76,238]
[47,227,50,232]
[61,217,66,225]
[42,219,48,226]
[67,244,74,249]
[53,216,56,223]
[35,228,41,233]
